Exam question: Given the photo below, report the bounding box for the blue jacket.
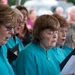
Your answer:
[15,42,60,75]
[50,47,66,64]
[0,45,15,75]
[6,36,24,52]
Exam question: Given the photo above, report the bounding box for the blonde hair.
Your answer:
[11,7,23,20]
[0,4,17,26]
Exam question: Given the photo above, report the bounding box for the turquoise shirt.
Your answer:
[6,36,24,72]
[61,46,73,57]
[6,36,24,52]
[0,45,15,75]
[50,47,66,64]
[15,42,60,75]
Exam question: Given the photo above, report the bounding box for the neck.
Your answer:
[40,42,51,50]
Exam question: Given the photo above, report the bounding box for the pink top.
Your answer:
[1,0,8,5]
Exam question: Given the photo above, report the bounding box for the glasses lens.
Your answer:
[17,19,24,25]
[3,24,15,30]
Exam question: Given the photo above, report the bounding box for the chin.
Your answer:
[2,41,7,45]
[51,44,56,47]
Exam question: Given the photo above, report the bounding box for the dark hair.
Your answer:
[16,5,28,16]
[52,13,69,28]
[32,15,60,44]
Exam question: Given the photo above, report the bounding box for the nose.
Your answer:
[62,31,66,37]
[9,28,14,35]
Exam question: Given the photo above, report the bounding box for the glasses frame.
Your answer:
[3,24,15,31]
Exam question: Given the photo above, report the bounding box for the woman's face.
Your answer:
[0,24,15,45]
[57,27,68,46]
[20,9,28,23]
[15,15,23,34]
[40,29,58,50]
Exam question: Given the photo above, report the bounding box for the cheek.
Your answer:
[43,36,52,44]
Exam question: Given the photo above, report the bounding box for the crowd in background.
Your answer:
[0,0,75,75]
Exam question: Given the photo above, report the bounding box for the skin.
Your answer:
[40,29,58,50]
[15,15,23,34]
[0,23,14,45]
[57,27,68,46]
[70,9,75,22]
[20,9,28,23]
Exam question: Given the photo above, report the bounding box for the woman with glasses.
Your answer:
[6,8,24,54]
[16,5,32,46]
[5,8,24,72]
[0,4,17,75]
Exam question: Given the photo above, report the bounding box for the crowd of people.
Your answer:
[0,0,75,75]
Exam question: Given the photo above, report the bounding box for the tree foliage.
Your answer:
[8,0,27,6]
[67,0,75,5]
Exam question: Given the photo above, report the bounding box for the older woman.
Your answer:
[65,22,75,49]
[0,4,17,75]
[15,15,61,75]
[53,13,72,57]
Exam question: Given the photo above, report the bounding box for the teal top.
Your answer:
[61,46,73,57]
[6,36,24,72]
[0,45,15,75]
[6,36,24,52]
[15,42,60,75]
[50,47,66,64]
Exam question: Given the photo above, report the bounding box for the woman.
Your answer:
[53,13,72,57]
[15,15,61,75]
[0,4,17,75]
[16,5,32,46]
[65,22,75,49]
[6,8,24,53]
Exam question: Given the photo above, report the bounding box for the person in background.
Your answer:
[15,15,61,75]
[27,9,37,30]
[6,8,24,53]
[67,6,75,23]
[53,13,72,57]
[0,4,17,75]
[65,22,75,49]
[16,5,32,46]
[1,0,8,5]
[55,6,64,16]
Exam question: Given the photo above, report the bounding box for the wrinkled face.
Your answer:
[15,15,23,34]
[0,24,15,45]
[57,27,68,46]
[40,29,58,50]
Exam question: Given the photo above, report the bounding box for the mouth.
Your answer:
[52,40,57,42]
[61,39,66,42]
[17,28,20,30]
[5,37,9,41]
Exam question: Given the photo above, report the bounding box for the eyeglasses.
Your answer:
[3,24,15,31]
[17,19,24,26]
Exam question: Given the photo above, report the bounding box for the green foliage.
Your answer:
[67,0,75,5]
[8,0,27,6]
[8,0,16,6]
[21,0,27,5]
